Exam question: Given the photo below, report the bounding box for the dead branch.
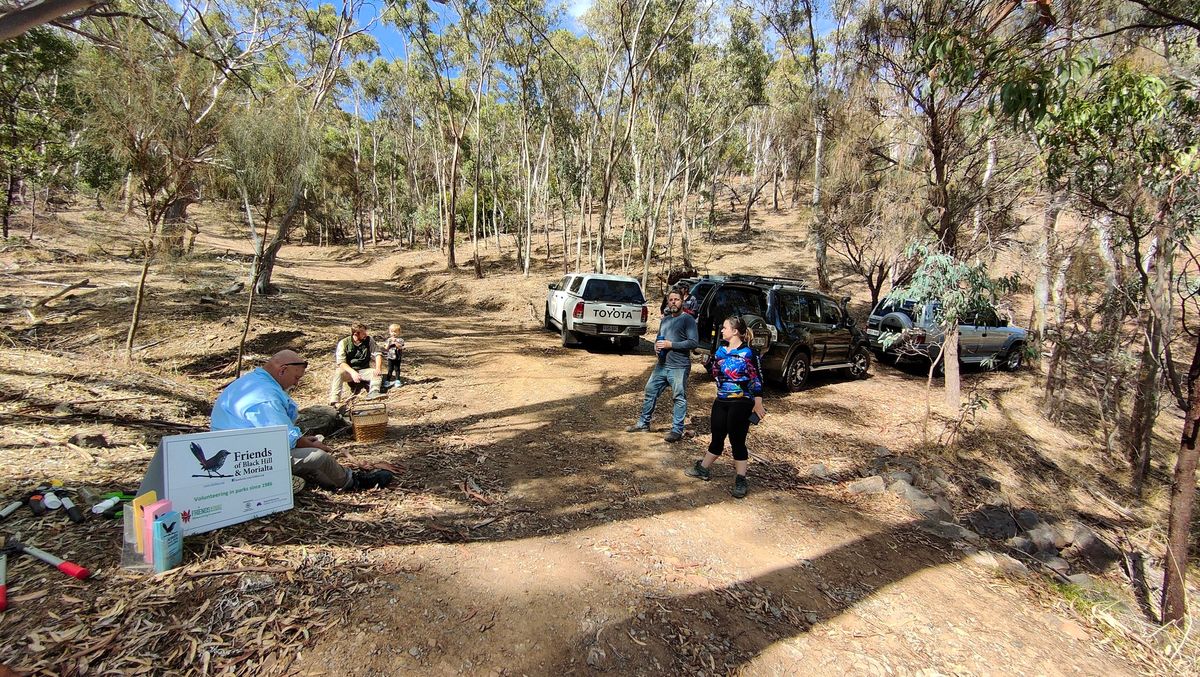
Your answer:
[33,278,90,309]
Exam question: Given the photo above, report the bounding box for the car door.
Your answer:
[550,276,570,321]
[956,311,984,361]
[818,298,851,364]
[975,307,1007,359]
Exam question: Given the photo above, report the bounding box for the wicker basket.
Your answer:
[350,402,388,443]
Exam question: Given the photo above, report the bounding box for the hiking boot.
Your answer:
[684,460,711,481]
[364,390,386,400]
[353,469,394,490]
[732,475,749,499]
[664,430,683,443]
[625,424,650,433]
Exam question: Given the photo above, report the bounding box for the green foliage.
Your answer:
[887,243,1011,328]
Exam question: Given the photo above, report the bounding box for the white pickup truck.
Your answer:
[544,273,648,350]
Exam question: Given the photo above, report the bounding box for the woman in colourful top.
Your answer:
[685,316,766,498]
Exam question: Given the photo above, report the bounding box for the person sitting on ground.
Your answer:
[329,323,383,406]
[383,322,405,390]
[211,350,393,491]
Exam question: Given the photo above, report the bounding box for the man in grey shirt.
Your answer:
[627,289,699,442]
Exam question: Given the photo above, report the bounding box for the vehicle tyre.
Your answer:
[874,348,897,366]
[1002,342,1025,371]
[785,351,811,392]
[742,314,771,353]
[849,346,871,379]
[561,315,579,348]
[544,304,554,331]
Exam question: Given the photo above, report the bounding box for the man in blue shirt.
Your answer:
[626,289,699,442]
[212,350,393,491]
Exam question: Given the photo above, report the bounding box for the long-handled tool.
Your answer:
[0,536,90,612]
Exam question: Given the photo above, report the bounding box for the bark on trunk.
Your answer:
[944,325,961,410]
[1161,333,1200,624]
[811,111,831,291]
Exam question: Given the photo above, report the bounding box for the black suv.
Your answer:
[694,275,871,391]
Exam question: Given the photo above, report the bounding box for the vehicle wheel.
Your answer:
[785,352,811,392]
[1002,343,1025,371]
[849,346,871,379]
[544,304,554,331]
[561,315,579,347]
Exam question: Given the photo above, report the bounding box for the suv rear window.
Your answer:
[582,279,645,304]
[873,299,917,321]
[710,286,767,321]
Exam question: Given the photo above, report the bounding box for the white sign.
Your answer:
[138,426,294,536]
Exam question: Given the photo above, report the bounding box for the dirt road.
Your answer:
[277,249,1131,675]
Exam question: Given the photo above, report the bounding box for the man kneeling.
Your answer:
[212,350,392,491]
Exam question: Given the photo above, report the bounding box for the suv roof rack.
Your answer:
[726,274,808,289]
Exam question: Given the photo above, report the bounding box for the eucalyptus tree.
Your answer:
[0,28,76,239]
[389,0,500,270]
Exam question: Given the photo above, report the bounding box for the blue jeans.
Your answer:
[638,363,689,433]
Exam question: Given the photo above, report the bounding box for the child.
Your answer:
[383,323,405,389]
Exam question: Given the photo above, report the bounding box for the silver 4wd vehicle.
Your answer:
[867,299,1028,371]
[545,273,648,350]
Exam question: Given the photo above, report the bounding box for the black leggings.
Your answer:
[709,397,754,461]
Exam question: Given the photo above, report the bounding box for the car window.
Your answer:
[976,307,1000,327]
[819,299,842,325]
[569,276,584,293]
[582,279,645,303]
[710,286,767,322]
[873,298,917,321]
[558,276,570,290]
[779,291,818,324]
[691,282,714,303]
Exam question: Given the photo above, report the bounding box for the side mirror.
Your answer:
[548,283,558,290]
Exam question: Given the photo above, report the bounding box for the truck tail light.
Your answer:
[573,302,585,319]
[641,306,648,323]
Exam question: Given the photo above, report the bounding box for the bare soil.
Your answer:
[0,203,1191,675]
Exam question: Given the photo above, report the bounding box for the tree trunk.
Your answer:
[446,141,460,269]
[3,171,16,239]
[1161,333,1200,624]
[811,111,831,291]
[1129,327,1162,494]
[125,252,153,360]
[944,325,961,410]
[1032,190,1064,351]
[160,197,192,257]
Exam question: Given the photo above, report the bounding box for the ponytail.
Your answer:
[726,315,753,347]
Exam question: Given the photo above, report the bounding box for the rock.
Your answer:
[1062,526,1121,573]
[975,475,1001,491]
[848,476,886,495]
[964,505,1021,540]
[804,612,819,624]
[884,470,914,485]
[296,405,344,437]
[970,551,1030,577]
[900,484,953,522]
[68,433,111,448]
[52,402,74,415]
[1015,508,1042,530]
[586,646,606,669]
[1035,552,1071,576]
[995,553,1031,576]
[409,647,421,658]
[872,445,892,458]
[1005,536,1036,554]
[918,520,981,545]
[888,479,914,496]
[1067,573,1094,589]
[239,573,276,593]
[1027,525,1063,554]
[808,463,829,479]
[1059,619,1090,642]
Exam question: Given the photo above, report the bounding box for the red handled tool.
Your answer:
[0,536,90,610]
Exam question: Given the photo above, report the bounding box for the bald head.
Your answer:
[264,350,308,390]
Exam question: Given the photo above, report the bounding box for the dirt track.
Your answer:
[0,208,1157,674]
